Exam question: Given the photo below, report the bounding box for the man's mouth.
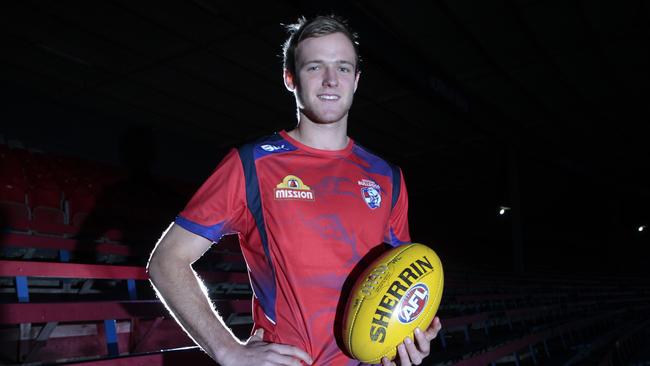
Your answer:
[318,94,340,101]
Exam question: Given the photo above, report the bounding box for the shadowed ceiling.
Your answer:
[2,1,648,272]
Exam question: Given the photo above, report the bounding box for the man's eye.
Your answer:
[339,67,351,73]
[307,65,319,71]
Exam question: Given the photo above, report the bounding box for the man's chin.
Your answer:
[313,119,341,125]
[303,111,347,125]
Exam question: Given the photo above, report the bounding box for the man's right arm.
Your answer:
[147,223,312,366]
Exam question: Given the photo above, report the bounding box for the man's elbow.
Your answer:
[147,222,178,280]
[146,250,163,282]
[146,245,191,283]
[147,246,175,283]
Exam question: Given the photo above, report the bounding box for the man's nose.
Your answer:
[323,67,338,87]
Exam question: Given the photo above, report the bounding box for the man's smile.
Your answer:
[317,94,341,101]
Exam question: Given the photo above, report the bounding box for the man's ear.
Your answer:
[354,71,361,93]
[284,69,296,92]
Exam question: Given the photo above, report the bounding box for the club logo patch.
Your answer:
[361,187,382,209]
[275,175,315,201]
[358,179,382,209]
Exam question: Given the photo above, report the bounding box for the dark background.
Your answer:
[2,1,648,275]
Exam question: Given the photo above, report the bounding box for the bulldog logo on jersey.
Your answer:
[358,179,382,209]
[275,175,315,201]
[361,187,382,209]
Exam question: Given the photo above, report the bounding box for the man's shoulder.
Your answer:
[236,131,298,163]
[237,132,284,150]
[352,140,400,170]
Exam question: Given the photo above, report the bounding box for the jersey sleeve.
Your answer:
[175,149,248,242]
[386,167,411,246]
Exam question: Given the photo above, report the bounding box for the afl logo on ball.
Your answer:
[397,284,429,324]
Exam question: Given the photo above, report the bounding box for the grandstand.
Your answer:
[2,141,649,365]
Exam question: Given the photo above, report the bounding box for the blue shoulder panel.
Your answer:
[353,144,402,211]
[237,133,294,323]
[390,163,401,210]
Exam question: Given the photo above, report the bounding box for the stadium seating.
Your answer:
[0,142,250,364]
[0,258,251,364]
[2,140,650,365]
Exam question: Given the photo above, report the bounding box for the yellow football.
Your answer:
[342,243,444,363]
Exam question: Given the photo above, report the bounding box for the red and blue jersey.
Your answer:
[176,130,410,365]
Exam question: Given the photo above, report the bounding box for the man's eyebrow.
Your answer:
[338,60,355,67]
[302,60,356,66]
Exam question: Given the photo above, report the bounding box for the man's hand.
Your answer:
[381,317,442,366]
[220,328,313,366]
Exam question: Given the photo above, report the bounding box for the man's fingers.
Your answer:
[413,328,431,356]
[424,317,442,340]
[405,336,424,364]
[246,330,312,365]
[264,351,304,366]
[268,343,313,365]
[397,343,411,366]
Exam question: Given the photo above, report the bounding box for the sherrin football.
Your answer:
[342,243,444,363]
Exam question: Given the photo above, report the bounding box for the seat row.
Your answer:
[1,143,194,242]
[2,256,646,365]
[0,251,251,364]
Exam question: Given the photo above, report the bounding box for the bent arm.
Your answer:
[147,223,240,363]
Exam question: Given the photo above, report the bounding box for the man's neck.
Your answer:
[287,117,349,150]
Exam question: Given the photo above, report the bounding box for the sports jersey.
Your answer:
[176,130,410,365]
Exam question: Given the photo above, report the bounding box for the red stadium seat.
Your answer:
[32,207,65,225]
[67,189,96,213]
[29,185,63,210]
[25,166,54,188]
[0,201,31,231]
[104,228,125,242]
[67,188,97,238]
[72,211,89,228]
[0,152,30,233]
[0,181,27,204]
[67,188,97,220]
[27,184,72,236]
[31,207,77,236]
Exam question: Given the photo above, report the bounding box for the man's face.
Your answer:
[286,32,360,125]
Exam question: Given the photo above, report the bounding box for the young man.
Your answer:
[148,15,441,366]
